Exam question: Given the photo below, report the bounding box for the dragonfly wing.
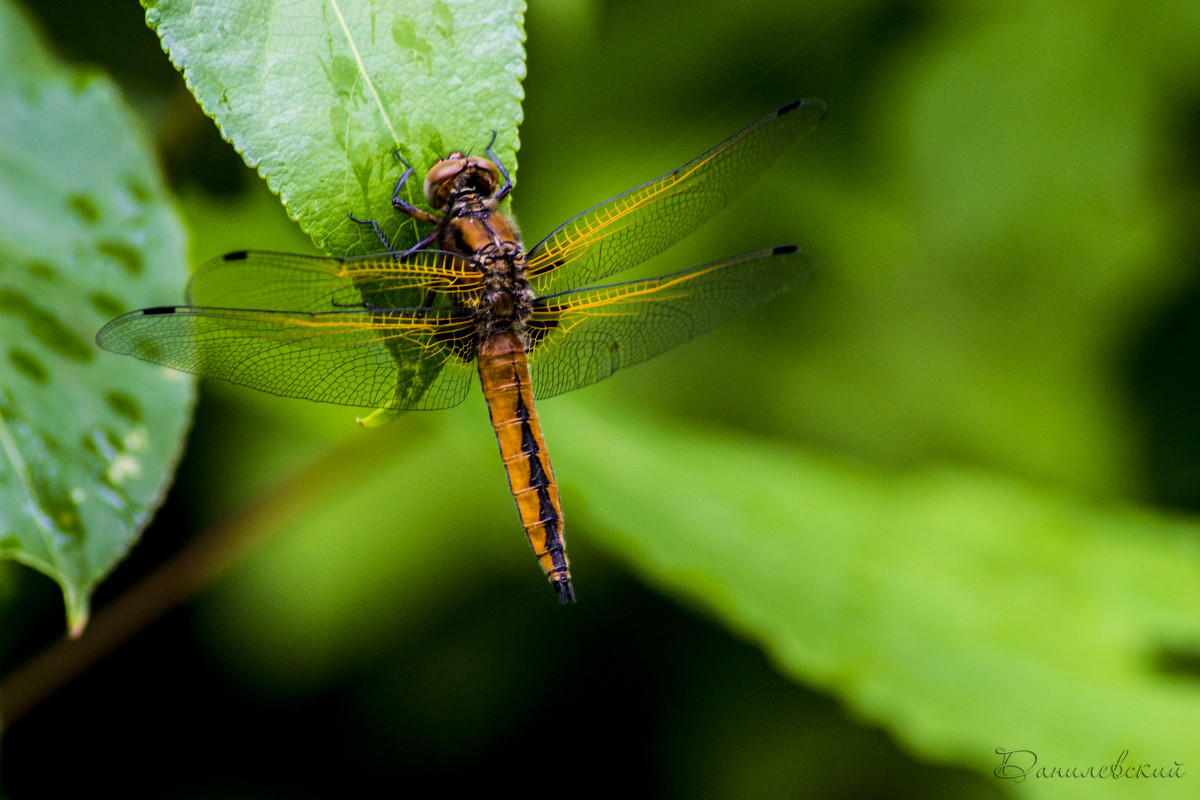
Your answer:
[526,99,825,295]
[96,305,478,411]
[527,245,815,399]
[186,250,483,312]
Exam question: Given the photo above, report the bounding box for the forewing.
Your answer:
[186,250,483,312]
[96,305,477,411]
[526,99,826,295]
[527,245,816,399]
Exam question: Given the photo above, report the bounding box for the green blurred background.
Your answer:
[3,0,1200,796]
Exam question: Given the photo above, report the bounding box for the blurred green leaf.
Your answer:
[0,0,193,632]
[142,0,526,256]
[191,387,1200,793]
[195,405,516,694]
[0,0,53,74]
[692,2,1196,502]
[553,405,1200,799]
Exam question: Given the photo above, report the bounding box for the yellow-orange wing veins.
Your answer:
[96,249,484,411]
[527,245,816,397]
[526,99,826,296]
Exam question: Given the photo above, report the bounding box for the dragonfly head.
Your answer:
[424,153,501,209]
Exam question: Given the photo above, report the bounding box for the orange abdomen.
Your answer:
[476,329,574,603]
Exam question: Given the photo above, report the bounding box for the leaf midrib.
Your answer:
[327,0,399,146]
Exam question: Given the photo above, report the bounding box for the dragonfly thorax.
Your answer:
[474,241,534,338]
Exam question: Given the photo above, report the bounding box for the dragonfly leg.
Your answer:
[484,130,513,204]
[402,228,440,256]
[347,212,401,258]
[392,149,440,224]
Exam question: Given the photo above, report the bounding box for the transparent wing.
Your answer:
[526,99,825,295]
[186,249,483,312]
[96,305,478,411]
[527,245,815,398]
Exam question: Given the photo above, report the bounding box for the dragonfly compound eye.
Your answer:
[424,158,466,208]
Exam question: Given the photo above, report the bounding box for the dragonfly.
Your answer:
[97,99,826,604]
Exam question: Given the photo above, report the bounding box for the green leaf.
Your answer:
[0,0,53,76]
[0,0,193,633]
[552,405,1200,799]
[142,0,527,256]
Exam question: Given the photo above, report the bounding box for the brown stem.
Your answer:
[0,418,425,727]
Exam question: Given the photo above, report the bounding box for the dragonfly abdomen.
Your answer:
[477,329,574,603]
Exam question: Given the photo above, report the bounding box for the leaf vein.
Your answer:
[327,0,399,146]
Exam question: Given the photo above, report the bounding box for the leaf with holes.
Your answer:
[0,2,193,633]
[142,0,527,256]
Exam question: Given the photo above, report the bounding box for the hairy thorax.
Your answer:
[440,193,534,340]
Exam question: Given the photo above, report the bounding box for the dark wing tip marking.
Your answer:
[778,97,828,120]
[772,244,799,255]
[141,306,178,315]
[223,250,249,261]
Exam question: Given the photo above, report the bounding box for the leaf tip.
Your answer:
[68,609,90,639]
